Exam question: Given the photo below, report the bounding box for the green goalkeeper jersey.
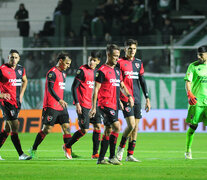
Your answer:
[184,60,207,106]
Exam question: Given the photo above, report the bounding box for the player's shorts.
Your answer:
[186,105,207,125]
[99,106,118,126]
[77,106,90,129]
[0,101,21,121]
[90,107,102,124]
[42,107,69,126]
[122,101,142,119]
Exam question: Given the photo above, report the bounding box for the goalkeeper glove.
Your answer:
[187,91,197,105]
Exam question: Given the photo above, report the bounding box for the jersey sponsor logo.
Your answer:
[135,63,140,69]
[18,69,22,75]
[87,81,94,88]
[124,71,139,79]
[110,110,115,116]
[59,82,65,89]
[47,115,53,122]
[110,78,120,86]
[9,79,22,86]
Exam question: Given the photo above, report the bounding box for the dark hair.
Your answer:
[198,45,207,53]
[106,44,120,54]
[9,49,20,55]
[124,39,138,47]
[90,50,102,59]
[57,52,71,62]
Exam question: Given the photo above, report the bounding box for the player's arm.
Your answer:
[120,81,134,107]
[71,69,85,114]
[20,72,28,103]
[139,75,151,112]
[185,80,197,105]
[0,69,10,100]
[89,82,101,118]
[47,71,67,108]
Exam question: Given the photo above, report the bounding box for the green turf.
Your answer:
[0,133,207,180]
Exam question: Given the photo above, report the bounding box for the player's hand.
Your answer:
[120,100,124,110]
[145,98,151,112]
[89,107,96,118]
[76,103,82,114]
[128,96,134,107]
[0,93,11,100]
[187,91,197,105]
[20,94,23,103]
[59,99,68,108]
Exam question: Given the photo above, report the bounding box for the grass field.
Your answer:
[0,132,207,180]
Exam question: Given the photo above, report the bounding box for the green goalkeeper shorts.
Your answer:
[186,105,207,125]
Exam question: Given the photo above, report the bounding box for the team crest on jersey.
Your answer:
[124,64,127,67]
[110,110,115,116]
[116,70,120,75]
[77,70,81,74]
[8,71,11,74]
[135,63,140,69]
[47,115,53,122]
[125,106,131,112]
[18,69,22,75]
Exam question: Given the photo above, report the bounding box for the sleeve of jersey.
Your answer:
[139,63,144,76]
[184,64,193,82]
[47,71,61,102]
[71,78,81,104]
[139,75,149,99]
[95,70,105,83]
[0,69,2,81]
[23,68,26,76]
[75,69,85,82]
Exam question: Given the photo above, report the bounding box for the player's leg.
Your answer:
[91,123,101,159]
[0,121,10,149]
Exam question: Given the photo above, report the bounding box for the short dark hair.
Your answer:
[106,44,120,54]
[57,52,71,62]
[9,49,20,55]
[124,39,138,47]
[198,45,207,53]
[90,50,102,59]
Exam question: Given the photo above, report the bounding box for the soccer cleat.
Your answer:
[62,144,72,159]
[185,152,192,159]
[28,148,37,159]
[97,159,110,165]
[0,156,5,160]
[116,146,125,161]
[92,154,99,159]
[19,153,32,160]
[108,157,122,165]
[126,155,141,162]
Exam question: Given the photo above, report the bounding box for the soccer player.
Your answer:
[0,49,31,160]
[29,52,72,159]
[184,45,207,159]
[89,44,134,165]
[116,39,151,162]
[63,51,102,159]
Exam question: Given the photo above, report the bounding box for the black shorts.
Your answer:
[122,101,142,119]
[90,107,102,124]
[77,106,90,129]
[0,101,21,121]
[42,107,69,126]
[99,106,118,126]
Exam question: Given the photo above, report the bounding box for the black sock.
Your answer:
[63,134,72,144]
[98,135,109,161]
[11,132,23,156]
[92,130,101,155]
[32,130,46,150]
[119,136,128,148]
[0,130,9,148]
[109,132,119,159]
[127,140,136,156]
[65,130,85,148]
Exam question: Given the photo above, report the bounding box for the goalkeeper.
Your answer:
[184,45,207,159]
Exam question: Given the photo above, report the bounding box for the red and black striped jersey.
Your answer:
[43,66,66,111]
[0,64,25,108]
[118,57,145,104]
[74,64,96,109]
[96,64,122,110]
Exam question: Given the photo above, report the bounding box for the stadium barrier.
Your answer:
[0,109,206,133]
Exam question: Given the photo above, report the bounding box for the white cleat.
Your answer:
[126,155,141,162]
[19,153,32,160]
[108,157,122,165]
[185,152,192,159]
[0,155,5,160]
[116,146,125,161]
